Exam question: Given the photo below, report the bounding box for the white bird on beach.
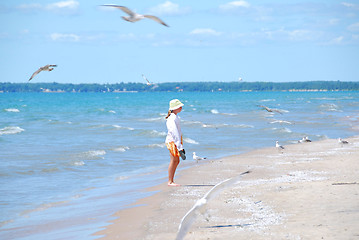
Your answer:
[28,64,57,81]
[101,5,169,27]
[276,141,284,152]
[298,136,312,143]
[175,171,251,240]
[192,152,207,163]
[142,74,153,86]
[338,138,349,144]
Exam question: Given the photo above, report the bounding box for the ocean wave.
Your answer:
[109,110,116,114]
[270,120,292,125]
[260,99,276,102]
[0,126,25,135]
[184,137,199,144]
[138,129,167,138]
[146,143,166,148]
[20,200,69,216]
[78,150,107,160]
[140,116,165,122]
[319,103,342,112]
[112,125,135,131]
[202,123,254,128]
[271,127,292,133]
[72,161,85,166]
[113,146,130,152]
[4,108,20,112]
[211,109,219,114]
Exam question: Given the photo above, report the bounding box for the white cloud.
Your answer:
[17,3,42,11]
[46,0,79,10]
[50,33,80,42]
[220,1,250,11]
[348,22,359,32]
[149,1,190,15]
[341,2,359,9]
[17,1,79,13]
[190,28,222,36]
[331,36,344,44]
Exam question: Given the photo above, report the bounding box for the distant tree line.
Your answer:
[1,81,359,92]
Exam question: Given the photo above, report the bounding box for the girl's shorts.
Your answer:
[166,142,180,157]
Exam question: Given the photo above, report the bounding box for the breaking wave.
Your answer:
[0,126,25,135]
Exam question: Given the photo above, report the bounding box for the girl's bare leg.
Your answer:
[168,154,180,186]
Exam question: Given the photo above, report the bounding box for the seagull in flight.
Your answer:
[192,152,207,163]
[28,64,57,81]
[142,74,153,86]
[101,5,169,27]
[175,171,251,240]
[259,105,283,114]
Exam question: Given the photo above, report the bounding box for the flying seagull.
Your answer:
[101,5,169,27]
[28,64,57,81]
[175,170,251,240]
[192,152,207,163]
[142,74,153,86]
[259,105,283,114]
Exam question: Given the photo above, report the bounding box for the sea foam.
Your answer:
[4,108,20,112]
[0,126,25,135]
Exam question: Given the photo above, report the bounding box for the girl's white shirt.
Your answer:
[165,113,183,150]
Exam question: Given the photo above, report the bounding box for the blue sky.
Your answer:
[1,0,359,83]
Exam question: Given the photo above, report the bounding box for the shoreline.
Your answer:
[95,136,359,240]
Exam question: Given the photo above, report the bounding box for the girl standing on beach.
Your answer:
[165,99,186,186]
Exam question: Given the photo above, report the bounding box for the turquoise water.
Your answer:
[1,91,358,239]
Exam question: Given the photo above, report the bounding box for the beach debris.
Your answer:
[175,170,251,240]
[298,136,312,143]
[28,64,57,81]
[259,105,283,114]
[332,182,358,185]
[192,152,207,163]
[276,141,284,153]
[101,5,169,27]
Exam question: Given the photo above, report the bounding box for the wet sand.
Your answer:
[96,136,359,240]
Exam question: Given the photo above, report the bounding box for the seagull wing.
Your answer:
[102,5,135,17]
[204,170,251,201]
[176,201,203,240]
[176,170,250,240]
[143,15,169,27]
[28,67,43,81]
[142,74,150,84]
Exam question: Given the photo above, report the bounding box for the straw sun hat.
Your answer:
[169,99,184,111]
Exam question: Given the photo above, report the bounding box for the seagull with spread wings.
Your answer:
[175,171,251,240]
[28,64,57,81]
[101,5,169,27]
[142,74,153,86]
[259,105,283,114]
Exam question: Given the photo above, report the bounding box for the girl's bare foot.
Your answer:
[168,182,180,187]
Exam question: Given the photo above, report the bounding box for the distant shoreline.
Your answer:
[1,81,359,92]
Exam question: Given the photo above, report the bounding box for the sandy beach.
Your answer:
[96,136,359,240]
